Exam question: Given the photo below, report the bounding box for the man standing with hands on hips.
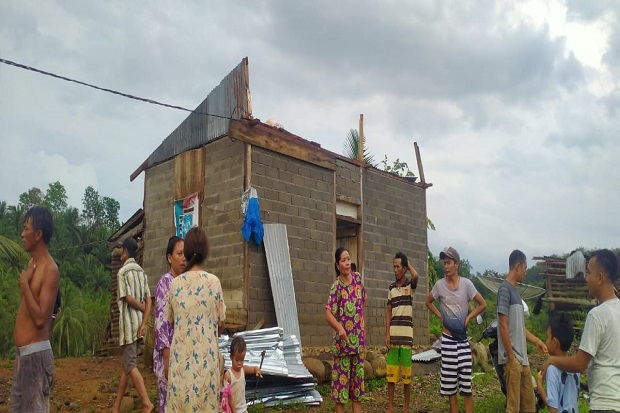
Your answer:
[426,247,487,413]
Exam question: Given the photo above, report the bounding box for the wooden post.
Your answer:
[243,143,251,324]
[358,114,364,163]
[414,142,426,184]
[358,114,364,274]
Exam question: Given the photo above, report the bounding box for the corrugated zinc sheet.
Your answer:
[411,348,441,362]
[146,58,251,168]
[263,224,302,348]
[218,327,322,407]
[565,250,586,279]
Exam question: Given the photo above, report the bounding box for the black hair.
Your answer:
[23,206,54,245]
[230,336,247,356]
[394,252,409,268]
[184,227,208,269]
[334,246,349,276]
[351,263,357,272]
[122,237,139,258]
[509,249,526,270]
[166,236,183,266]
[548,312,574,352]
[590,249,619,283]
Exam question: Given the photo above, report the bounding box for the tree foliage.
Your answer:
[0,181,118,358]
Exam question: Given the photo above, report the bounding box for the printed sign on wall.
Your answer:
[174,193,199,239]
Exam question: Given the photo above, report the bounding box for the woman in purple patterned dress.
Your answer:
[153,236,185,412]
[325,246,367,413]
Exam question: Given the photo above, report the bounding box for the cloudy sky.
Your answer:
[1,1,619,273]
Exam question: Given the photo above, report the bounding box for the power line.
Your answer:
[0,58,236,120]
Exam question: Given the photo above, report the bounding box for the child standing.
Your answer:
[325,247,367,413]
[537,313,580,413]
[223,336,263,413]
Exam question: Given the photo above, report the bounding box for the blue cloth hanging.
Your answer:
[241,196,264,245]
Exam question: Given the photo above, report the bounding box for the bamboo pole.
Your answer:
[358,114,364,163]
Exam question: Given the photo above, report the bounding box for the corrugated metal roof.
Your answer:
[263,224,302,348]
[143,58,251,170]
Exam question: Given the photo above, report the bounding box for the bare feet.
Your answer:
[142,402,154,413]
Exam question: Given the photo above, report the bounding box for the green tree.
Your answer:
[102,196,120,230]
[19,187,44,209]
[343,129,376,166]
[82,186,104,229]
[52,279,88,357]
[7,204,26,235]
[43,181,68,213]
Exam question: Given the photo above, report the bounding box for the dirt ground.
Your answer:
[0,356,158,413]
[0,353,546,413]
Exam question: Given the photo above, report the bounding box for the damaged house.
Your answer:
[128,58,431,351]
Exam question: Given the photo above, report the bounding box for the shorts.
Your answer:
[440,334,472,397]
[121,341,139,374]
[386,346,412,384]
[331,353,365,403]
[11,341,55,413]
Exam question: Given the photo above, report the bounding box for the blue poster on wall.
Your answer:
[174,193,199,239]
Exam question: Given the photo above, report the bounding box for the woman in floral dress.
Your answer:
[153,236,185,412]
[325,246,367,413]
[165,227,226,412]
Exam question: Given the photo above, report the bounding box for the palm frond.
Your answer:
[342,129,376,166]
[0,235,28,270]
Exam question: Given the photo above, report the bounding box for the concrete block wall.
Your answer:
[202,138,246,323]
[362,170,429,346]
[335,159,361,202]
[249,147,334,347]
[143,160,176,292]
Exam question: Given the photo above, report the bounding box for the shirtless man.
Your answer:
[12,206,60,412]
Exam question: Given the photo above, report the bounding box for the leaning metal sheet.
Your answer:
[263,224,303,348]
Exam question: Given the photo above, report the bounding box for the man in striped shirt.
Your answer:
[112,237,154,413]
[386,252,419,413]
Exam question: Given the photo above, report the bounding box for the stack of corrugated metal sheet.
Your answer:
[219,327,323,407]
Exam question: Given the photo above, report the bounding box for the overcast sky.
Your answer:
[1,1,619,273]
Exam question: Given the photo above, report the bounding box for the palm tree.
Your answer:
[0,235,28,270]
[343,129,376,166]
[52,279,88,357]
[7,204,25,236]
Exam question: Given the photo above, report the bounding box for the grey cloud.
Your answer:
[565,0,617,21]
[246,1,585,106]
